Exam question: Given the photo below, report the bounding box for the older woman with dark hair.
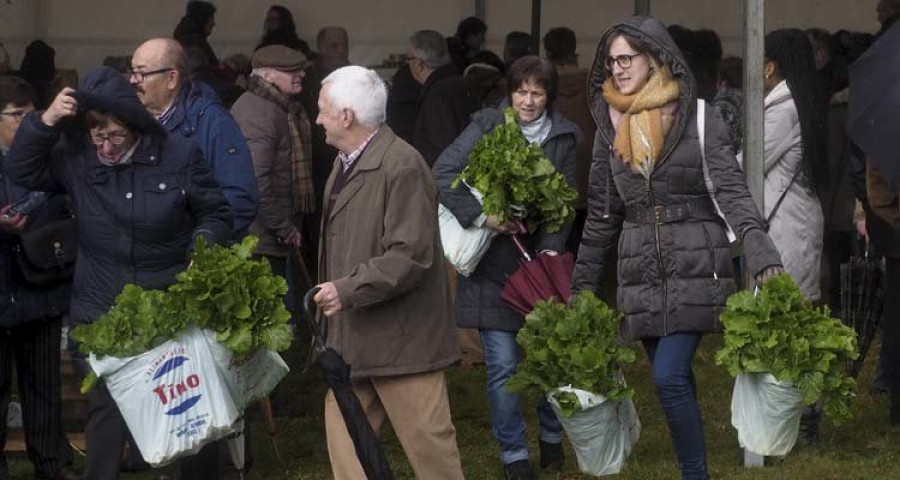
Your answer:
[433,55,579,479]
[6,66,232,480]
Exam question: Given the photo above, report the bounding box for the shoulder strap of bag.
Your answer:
[764,163,801,225]
[698,99,737,242]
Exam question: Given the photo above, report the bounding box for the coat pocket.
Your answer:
[140,174,187,224]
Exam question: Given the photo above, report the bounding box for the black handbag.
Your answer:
[13,194,78,287]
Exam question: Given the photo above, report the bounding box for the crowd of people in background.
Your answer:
[1,1,899,479]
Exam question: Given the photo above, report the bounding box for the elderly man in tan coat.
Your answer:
[312,65,464,479]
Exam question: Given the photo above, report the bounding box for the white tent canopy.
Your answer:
[0,0,880,75]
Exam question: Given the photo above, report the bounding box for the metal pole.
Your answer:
[531,0,541,55]
[635,0,651,16]
[743,0,765,216]
[742,0,767,466]
[475,0,485,20]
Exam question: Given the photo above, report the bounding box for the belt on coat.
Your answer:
[625,197,721,224]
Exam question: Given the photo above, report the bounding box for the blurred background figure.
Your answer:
[256,4,312,56]
[503,31,535,67]
[101,55,131,77]
[713,56,744,155]
[448,16,487,72]
[542,26,596,257]
[19,40,55,109]
[174,0,219,66]
[407,30,477,166]
[462,50,506,109]
[806,28,839,97]
[300,26,350,280]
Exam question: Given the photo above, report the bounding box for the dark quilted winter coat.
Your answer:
[571,16,782,341]
[434,102,580,332]
[6,114,232,328]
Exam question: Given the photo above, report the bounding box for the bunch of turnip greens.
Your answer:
[452,107,576,233]
[72,236,293,392]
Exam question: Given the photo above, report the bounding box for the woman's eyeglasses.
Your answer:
[0,109,31,122]
[90,131,130,146]
[606,53,645,71]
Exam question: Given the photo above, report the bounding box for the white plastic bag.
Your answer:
[548,386,641,476]
[438,203,497,276]
[205,329,290,409]
[89,328,240,466]
[731,373,805,456]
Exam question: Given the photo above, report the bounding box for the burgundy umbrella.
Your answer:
[500,234,575,315]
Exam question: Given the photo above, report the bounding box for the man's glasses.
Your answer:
[129,67,173,83]
[90,131,130,146]
[606,53,645,71]
[0,109,31,122]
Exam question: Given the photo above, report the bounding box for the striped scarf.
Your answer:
[248,75,315,213]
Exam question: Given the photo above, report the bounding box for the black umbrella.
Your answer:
[840,245,886,378]
[848,21,900,183]
[303,288,395,480]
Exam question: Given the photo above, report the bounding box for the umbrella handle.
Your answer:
[511,234,532,262]
[303,287,326,352]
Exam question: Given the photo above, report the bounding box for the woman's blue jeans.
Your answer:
[480,329,563,464]
[642,333,710,480]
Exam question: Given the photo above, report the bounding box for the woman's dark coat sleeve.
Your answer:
[5,113,70,192]
[571,132,625,294]
[703,105,782,277]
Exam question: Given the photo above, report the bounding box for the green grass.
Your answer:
[7,336,899,479]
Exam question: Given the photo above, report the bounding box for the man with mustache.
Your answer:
[130,38,258,239]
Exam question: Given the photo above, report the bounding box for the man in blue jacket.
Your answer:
[131,38,257,238]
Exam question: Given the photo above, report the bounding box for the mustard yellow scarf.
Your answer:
[602,66,680,175]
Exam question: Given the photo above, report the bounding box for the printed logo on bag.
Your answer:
[150,353,203,416]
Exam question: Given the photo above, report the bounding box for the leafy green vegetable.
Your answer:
[507,291,636,417]
[71,236,293,391]
[715,274,859,423]
[452,107,577,233]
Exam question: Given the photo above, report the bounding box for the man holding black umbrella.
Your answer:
[312,65,464,479]
[850,0,900,426]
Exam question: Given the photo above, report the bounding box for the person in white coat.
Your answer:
[763,28,830,445]
[762,29,827,302]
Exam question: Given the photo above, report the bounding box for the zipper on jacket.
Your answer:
[647,175,668,334]
[700,222,719,281]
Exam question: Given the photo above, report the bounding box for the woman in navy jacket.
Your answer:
[6,66,232,480]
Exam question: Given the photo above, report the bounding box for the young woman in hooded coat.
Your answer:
[572,17,784,479]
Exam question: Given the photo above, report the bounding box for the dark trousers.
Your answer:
[71,355,130,480]
[822,230,854,314]
[642,333,709,480]
[883,258,900,393]
[0,317,72,480]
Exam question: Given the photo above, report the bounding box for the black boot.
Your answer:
[504,460,535,480]
[891,390,900,425]
[798,405,822,446]
[539,439,565,470]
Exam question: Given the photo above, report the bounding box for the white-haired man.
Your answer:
[312,66,464,480]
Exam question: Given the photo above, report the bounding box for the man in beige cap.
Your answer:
[231,45,313,291]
